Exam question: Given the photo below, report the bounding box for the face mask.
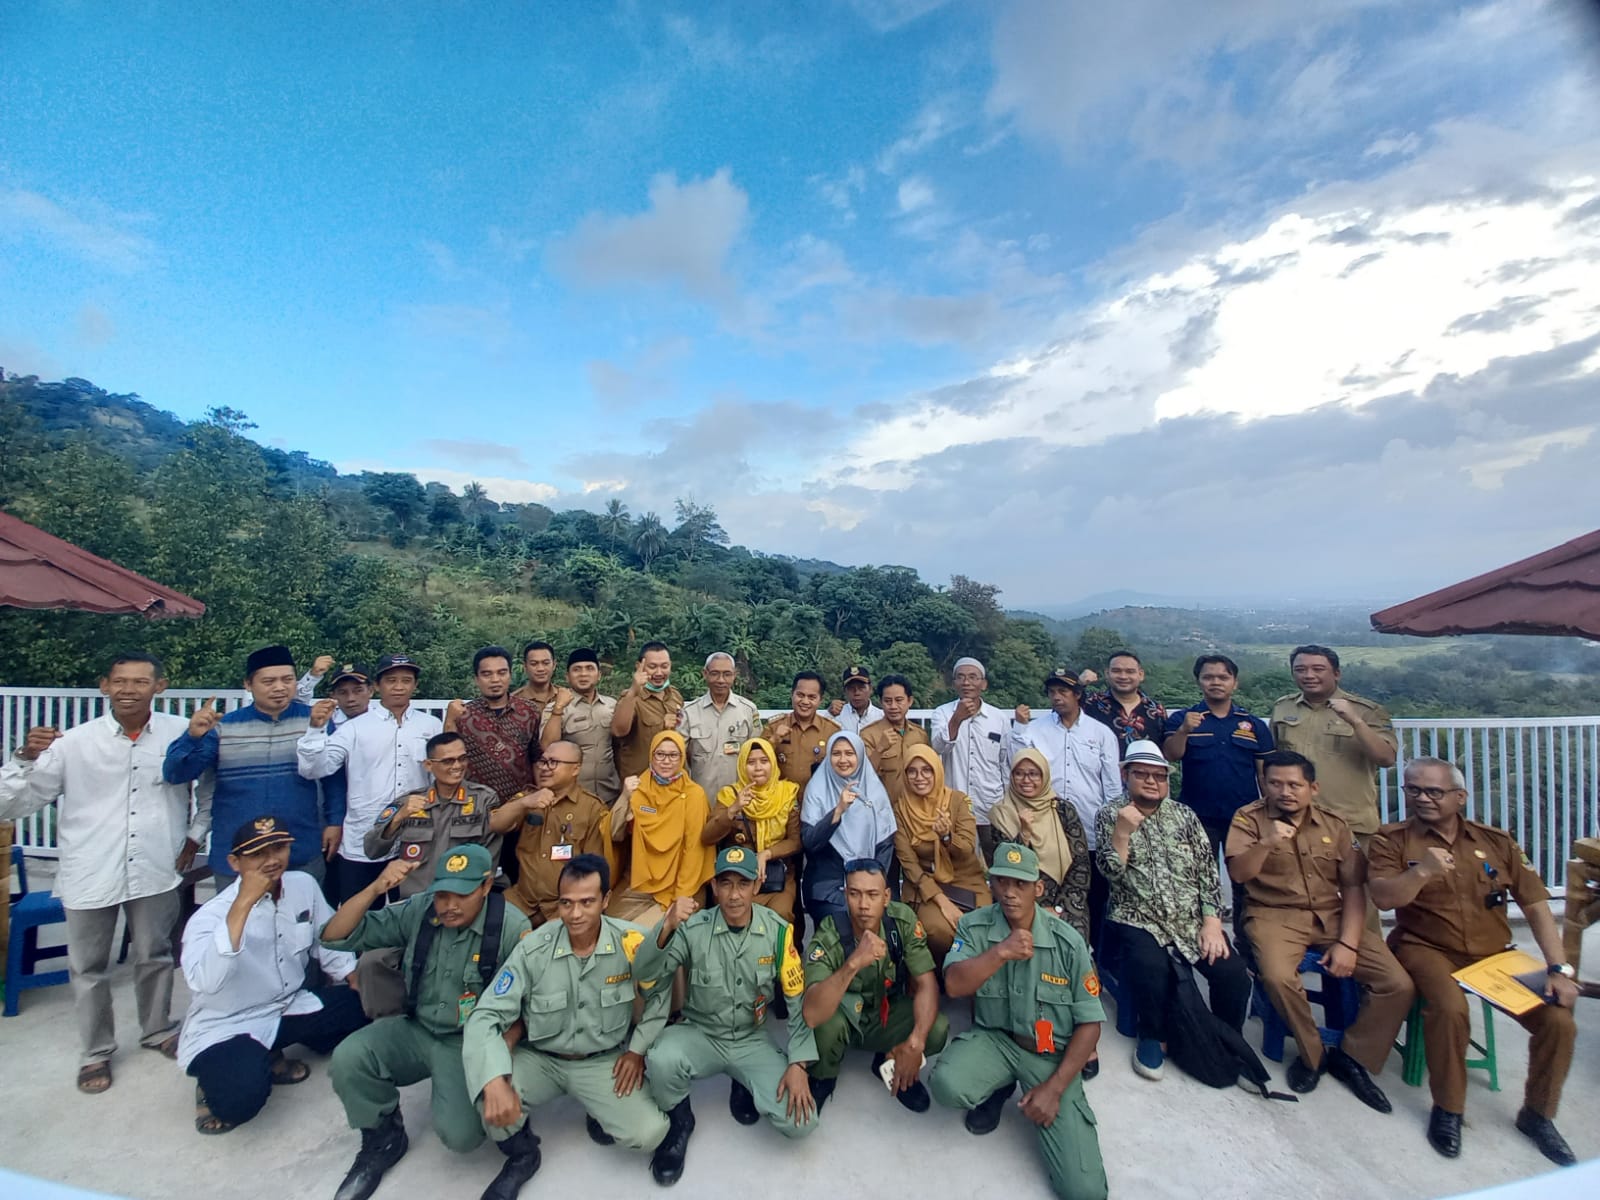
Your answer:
[643,680,668,693]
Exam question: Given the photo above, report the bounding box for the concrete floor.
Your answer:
[1,894,1595,1200]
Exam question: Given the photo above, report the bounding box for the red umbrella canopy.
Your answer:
[1371,529,1600,641]
[0,510,206,618]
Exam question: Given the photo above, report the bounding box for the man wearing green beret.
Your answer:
[801,859,948,1113]
[638,846,818,1185]
[462,853,672,1200]
[931,842,1107,1200]
[320,843,530,1200]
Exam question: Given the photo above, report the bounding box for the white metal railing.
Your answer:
[4,687,1596,888]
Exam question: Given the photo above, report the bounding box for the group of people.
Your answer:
[0,640,1585,1200]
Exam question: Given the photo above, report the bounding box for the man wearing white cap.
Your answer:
[930,657,1009,863]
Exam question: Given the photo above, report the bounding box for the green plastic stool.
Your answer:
[1396,996,1499,1092]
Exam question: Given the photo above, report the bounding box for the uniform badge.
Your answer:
[809,945,826,962]
[1006,849,1023,865]
[913,921,925,940]
[493,968,515,996]
[254,817,275,833]
[1321,836,1332,844]
[460,798,475,817]
[727,848,746,864]
[445,853,469,873]
[950,938,964,954]
[403,842,424,861]
[1084,972,1102,997]
[378,806,398,823]
[1041,973,1069,986]
[621,929,644,962]
[1474,849,1488,859]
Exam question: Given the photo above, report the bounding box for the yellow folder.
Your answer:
[1451,949,1549,1016]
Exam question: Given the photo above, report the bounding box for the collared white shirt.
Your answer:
[0,712,206,910]
[929,700,1010,824]
[681,691,760,801]
[296,704,441,861]
[834,702,885,736]
[1008,712,1122,848]
[177,871,354,1069]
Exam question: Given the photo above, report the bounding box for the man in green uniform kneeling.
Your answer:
[932,842,1107,1200]
[322,844,530,1200]
[801,859,948,1112]
[462,853,671,1200]
[639,846,818,1185]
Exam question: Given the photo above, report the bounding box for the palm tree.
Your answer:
[633,511,668,571]
[601,498,631,550]
[462,481,489,518]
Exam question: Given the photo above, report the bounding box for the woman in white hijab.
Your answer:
[801,731,898,934]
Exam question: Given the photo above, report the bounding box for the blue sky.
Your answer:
[3,0,1599,605]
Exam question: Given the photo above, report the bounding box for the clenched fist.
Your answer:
[19,726,61,760]
[309,699,338,729]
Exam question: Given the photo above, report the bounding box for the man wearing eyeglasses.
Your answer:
[1367,757,1579,1168]
[502,740,614,930]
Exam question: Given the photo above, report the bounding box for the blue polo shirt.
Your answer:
[1164,703,1274,823]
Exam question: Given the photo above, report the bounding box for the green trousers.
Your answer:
[811,996,949,1080]
[330,1018,484,1152]
[484,1047,669,1151]
[929,1028,1107,1200]
[647,1025,816,1139]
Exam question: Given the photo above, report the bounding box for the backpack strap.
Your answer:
[405,909,438,1020]
[477,891,506,994]
[881,912,909,999]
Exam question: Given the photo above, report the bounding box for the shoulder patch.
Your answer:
[809,945,826,962]
[1084,971,1101,997]
[493,968,515,996]
[378,805,397,823]
[949,938,964,955]
[1232,813,1254,827]
[621,928,644,963]
[912,920,925,940]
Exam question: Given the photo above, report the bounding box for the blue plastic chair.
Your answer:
[5,845,70,1016]
[1250,947,1363,1062]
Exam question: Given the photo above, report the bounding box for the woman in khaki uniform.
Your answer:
[893,745,990,964]
[703,738,801,922]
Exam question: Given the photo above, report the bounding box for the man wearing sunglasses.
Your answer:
[1367,757,1579,1167]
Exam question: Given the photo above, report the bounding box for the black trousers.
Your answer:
[188,986,368,1126]
[1088,858,1112,955]
[1113,922,1250,1043]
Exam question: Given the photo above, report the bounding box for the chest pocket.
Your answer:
[281,915,316,959]
[690,965,735,1008]
[1035,976,1078,1021]
[596,978,636,1037]
[522,988,568,1039]
[1229,726,1262,751]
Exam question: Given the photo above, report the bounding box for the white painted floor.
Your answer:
[1,881,1595,1200]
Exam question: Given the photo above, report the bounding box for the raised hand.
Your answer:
[632,662,650,690]
[846,928,887,971]
[997,926,1035,962]
[312,654,335,676]
[19,726,61,760]
[828,699,844,717]
[398,792,430,821]
[1115,802,1149,832]
[309,699,337,729]
[622,775,641,795]
[187,699,222,738]
[374,858,420,894]
[663,896,700,935]
[1014,703,1031,724]
[1418,846,1454,879]
[445,698,467,726]
[1181,710,1205,732]
[1327,696,1360,724]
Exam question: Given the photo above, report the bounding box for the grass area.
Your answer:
[1236,642,1460,668]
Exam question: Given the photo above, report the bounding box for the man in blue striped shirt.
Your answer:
[164,645,342,883]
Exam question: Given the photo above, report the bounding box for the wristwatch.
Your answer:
[1547,963,1576,979]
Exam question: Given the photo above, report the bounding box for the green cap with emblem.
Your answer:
[425,843,494,895]
[714,845,760,880]
[988,841,1040,882]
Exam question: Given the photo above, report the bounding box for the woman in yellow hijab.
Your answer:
[894,744,991,964]
[607,730,713,922]
[702,738,802,921]
[989,748,1091,942]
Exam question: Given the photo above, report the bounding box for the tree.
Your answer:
[428,489,463,530]
[462,481,492,518]
[1071,626,1131,672]
[672,498,728,563]
[362,472,427,534]
[633,511,668,570]
[601,498,631,550]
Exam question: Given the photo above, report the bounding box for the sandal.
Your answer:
[147,1033,180,1060]
[76,1062,113,1095]
[268,1052,311,1086]
[194,1084,235,1135]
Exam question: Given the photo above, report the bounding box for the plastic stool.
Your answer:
[1396,996,1499,1092]
[4,846,70,1016]
[1250,948,1363,1063]
[1097,960,1138,1038]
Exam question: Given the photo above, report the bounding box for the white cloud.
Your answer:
[896,177,936,214]
[0,188,156,271]
[395,302,516,352]
[338,461,559,506]
[844,0,955,32]
[547,169,750,311]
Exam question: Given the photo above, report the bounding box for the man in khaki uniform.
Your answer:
[859,674,930,805]
[464,853,671,1200]
[511,641,558,710]
[1226,750,1411,1110]
[539,648,620,804]
[1368,757,1579,1168]
[762,671,839,789]
[680,652,759,801]
[503,740,613,929]
[611,641,683,782]
[1269,645,1397,837]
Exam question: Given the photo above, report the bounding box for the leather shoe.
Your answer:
[1081,1057,1100,1082]
[894,1079,931,1113]
[335,1107,408,1200]
[1325,1048,1391,1113]
[480,1122,542,1200]
[1286,1055,1322,1094]
[964,1083,1014,1136]
[1426,1107,1462,1159]
[585,1115,615,1145]
[808,1076,836,1114]
[728,1081,760,1126]
[650,1099,695,1187]
[1514,1107,1576,1167]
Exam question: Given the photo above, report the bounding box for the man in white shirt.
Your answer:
[0,652,205,1095]
[180,815,365,1133]
[828,665,884,735]
[681,651,760,799]
[1010,667,1122,948]
[930,657,1009,862]
[297,654,442,903]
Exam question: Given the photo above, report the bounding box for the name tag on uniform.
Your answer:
[550,844,573,861]
[722,741,739,755]
[987,731,1002,743]
[640,806,657,814]
[296,910,311,923]
[1034,1019,1055,1054]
